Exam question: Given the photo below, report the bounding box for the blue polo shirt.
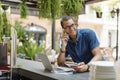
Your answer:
[65,29,100,64]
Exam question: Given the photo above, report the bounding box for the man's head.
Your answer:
[61,16,73,28]
[60,16,77,37]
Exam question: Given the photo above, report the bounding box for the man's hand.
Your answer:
[61,31,69,51]
[70,62,89,72]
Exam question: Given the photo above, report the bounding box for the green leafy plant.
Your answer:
[0,2,3,41]
[37,0,61,19]
[0,3,11,42]
[17,41,50,60]
[37,0,51,18]
[90,6,102,18]
[12,21,50,60]
[37,0,83,20]
[90,6,101,12]
[51,0,62,19]
[23,43,39,60]
[13,21,28,42]
[19,1,28,18]
[62,0,84,17]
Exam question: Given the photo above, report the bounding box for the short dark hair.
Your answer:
[60,16,74,28]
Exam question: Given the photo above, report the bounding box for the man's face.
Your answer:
[62,19,77,36]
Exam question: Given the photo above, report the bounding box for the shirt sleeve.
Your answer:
[65,51,69,57]
[87,29,100,51]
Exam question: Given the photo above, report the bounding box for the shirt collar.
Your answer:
[76,29,81,42]
[68,29,81,43]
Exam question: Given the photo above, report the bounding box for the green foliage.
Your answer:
[1,0,84,21]
[19,1,28,18]
[37,0,62,19]
[0,2,3,41]
[37,0,51,18]
[13,22,49,60]
[17,41,49,60]
[0,2,11,42]
[23,42,39,60]
[13,21,28,43]
[0,3,3,26]
[2,12,11,36]
[62,0,84,17]
[51,0,62,19]
[37,0,83,19]
[0,3,11,52]
[90,6,101,12]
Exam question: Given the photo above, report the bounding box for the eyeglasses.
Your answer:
[63,24,76,30]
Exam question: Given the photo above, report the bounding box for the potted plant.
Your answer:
[17,41,50,60]
[90,6,102,18]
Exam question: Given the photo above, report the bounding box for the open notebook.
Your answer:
[39,54,75,74]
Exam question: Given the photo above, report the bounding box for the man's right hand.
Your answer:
[57,31,68,66]
[61,31,69,52]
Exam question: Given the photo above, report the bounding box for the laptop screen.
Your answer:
[39,54,53,71]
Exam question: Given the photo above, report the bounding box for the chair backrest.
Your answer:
[0,43,9,70]
[100,47,115,61]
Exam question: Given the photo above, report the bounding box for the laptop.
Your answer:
[39,53,75,73]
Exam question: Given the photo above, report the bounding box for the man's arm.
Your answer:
[57,50,66,66]
[57,31,69,66]
[88,46,102,64]
[57,42,67,66]
[71,46,102,72]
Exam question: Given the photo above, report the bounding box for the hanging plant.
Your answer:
[37,0,51,18]
[19,1,28,18]
[51,0,61,20]
[37,0,62,19]
[62,0,84,17]
[37,0,84,19]
[90,6,102,18]
[61,0,84,23]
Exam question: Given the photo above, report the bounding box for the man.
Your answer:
[57,16,102,72]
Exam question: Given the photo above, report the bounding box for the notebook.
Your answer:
[39,54,75,73]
